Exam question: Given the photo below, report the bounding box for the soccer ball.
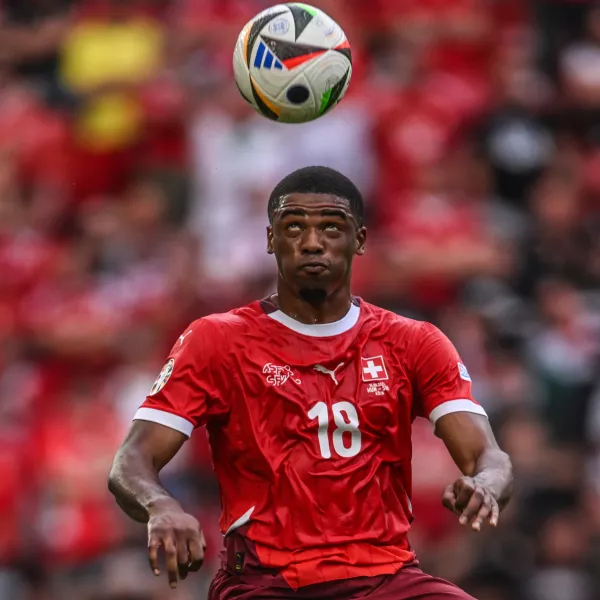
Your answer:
[233,3,352,124]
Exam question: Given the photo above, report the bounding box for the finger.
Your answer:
[442,485,457,513]
[454,482,475,514]
[459,486,485,526]
[178,562,189,580]
[489,499,500,527]
[176,534,191,580]
[148,537,161,576]
[188,537,205,572]
[471,493,492,532]
[188,532,206,571]
[164,536,179,589]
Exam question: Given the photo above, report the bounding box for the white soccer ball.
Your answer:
[233,3,352,124]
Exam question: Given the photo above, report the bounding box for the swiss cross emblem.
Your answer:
[361,356,388,382]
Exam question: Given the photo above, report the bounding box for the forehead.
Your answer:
[275,193,351,213]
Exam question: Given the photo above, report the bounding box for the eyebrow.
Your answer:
[279,207,349,219]
[320,209,348,219]
[279,208,307,218]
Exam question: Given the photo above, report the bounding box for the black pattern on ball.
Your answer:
[262,36,327,61]
[334,46,352,65]
[246,10,286,67]
[286,85,310,104]
[235,80,253,105]
[250,79,279,120]
[288,4,314,40]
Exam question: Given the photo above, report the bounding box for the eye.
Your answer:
[285,222,302,231]
[324,222,341,231]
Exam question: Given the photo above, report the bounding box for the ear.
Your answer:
[355,226,367,256]
[266,225,274,254]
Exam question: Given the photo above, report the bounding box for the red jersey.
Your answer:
[136,297,486,589]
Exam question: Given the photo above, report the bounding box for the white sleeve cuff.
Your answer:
[133,407,194,437]
[428,399,487,425]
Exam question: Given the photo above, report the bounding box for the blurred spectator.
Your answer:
[528,279,600,444]
[380,155,510,314]
[516,162,600,296]
[59,0,166,198]
[479,28,554,205]
[526,510,595,600]
[60,0,163,152]
[0,0,73,105]
[189,77,284,296]
[560,6,600,111]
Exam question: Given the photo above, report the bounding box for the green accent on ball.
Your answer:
[288,3,314,40]
[291,3,319,17]
[319,68,350,115]
[319,89,333,114]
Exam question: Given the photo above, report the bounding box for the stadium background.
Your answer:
[1,0,600,599]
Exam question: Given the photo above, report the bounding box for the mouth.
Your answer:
[299,262,329,274]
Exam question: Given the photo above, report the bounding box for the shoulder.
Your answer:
[359,300,452,358]
[360,299,427,340]
[186,301,264,342]
[170,305,260,372]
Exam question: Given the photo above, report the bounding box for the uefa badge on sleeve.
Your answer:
[457,362,472,382]
[150,359,175,395]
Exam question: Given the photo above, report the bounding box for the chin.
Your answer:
[298,287,328,303]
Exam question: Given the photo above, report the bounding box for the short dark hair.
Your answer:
[268,166,364,226]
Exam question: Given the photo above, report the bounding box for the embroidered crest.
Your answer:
[263,363,301,386]
[150,359,175,395]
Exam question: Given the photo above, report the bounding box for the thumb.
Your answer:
[453,476,469,494]
[442,483,457,512]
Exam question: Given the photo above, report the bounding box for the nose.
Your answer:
[300,227,324,254]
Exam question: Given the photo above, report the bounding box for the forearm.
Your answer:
[437,413,514,512]
[108,447,182,523]
[471,447,514,509]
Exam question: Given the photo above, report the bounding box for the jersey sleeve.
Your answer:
[133,319,222,437]
[412,322,487,426]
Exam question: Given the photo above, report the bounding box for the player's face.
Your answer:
[267,193,366,297]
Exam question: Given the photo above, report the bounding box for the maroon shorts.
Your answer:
[208,566,475,600]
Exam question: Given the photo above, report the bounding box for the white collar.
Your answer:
[267,302,360,337]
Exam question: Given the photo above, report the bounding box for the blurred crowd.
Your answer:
[1,0,600,599]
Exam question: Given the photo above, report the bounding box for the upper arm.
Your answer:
[134,320,224,438]
[118,420,188,472]
[411,322,487,429]
[434,412,498,476]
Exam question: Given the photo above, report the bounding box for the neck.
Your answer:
[274,280,352,325]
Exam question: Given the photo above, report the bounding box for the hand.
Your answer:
[442,476,500,532]
[147,503,206,588]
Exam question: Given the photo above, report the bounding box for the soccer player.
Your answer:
[108,166,513,599]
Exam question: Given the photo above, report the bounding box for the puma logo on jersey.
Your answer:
[178,330,192,346]
[263,363,301,386]
[313,363,344,385]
